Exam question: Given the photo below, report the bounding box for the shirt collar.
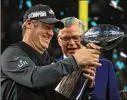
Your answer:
[63,54,68,59]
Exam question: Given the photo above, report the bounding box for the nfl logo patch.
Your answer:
[13,55,19,60]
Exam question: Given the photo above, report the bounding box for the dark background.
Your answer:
[1,0,127,91]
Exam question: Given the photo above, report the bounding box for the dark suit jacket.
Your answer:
[57,56,120,100]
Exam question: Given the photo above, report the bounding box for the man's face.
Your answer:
[29,21,55,50]
[58,24,82,56]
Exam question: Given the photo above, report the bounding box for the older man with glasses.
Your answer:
[57,17,120,100]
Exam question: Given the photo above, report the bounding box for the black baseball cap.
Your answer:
[23,4,64,29]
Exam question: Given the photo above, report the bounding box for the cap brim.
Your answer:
[39,18,64,29]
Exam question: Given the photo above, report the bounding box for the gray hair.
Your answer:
[61,17,85,32]
[56,17,85,36]
[21,20,42,36]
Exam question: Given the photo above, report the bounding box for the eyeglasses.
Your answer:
[59,35,81,43]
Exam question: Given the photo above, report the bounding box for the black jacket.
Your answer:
[1,41,90,100]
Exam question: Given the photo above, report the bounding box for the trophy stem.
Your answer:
[76,76,89,100]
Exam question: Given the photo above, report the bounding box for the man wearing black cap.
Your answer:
[1,4,102,100]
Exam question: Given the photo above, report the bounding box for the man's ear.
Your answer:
[25,19,32,29]
[57,36,62,47]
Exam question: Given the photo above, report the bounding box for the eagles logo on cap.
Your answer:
[49,9,54,15]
